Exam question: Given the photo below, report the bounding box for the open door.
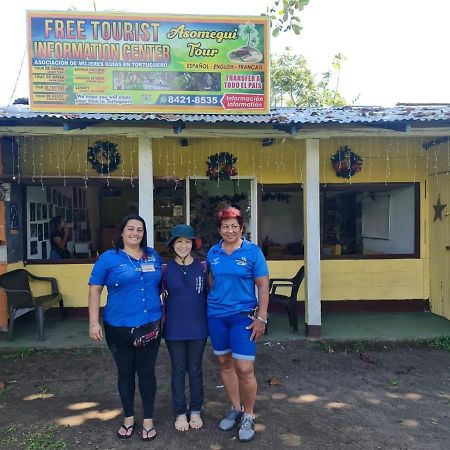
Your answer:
[187,178,256,256]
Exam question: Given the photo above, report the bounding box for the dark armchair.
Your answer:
[0,269,65,341]
[268,266,304,333]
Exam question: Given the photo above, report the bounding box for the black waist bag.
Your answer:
[130,320,160,347]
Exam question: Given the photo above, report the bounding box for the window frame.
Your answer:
[258,182,420,261]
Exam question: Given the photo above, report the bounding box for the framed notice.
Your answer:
[27,11,269,114]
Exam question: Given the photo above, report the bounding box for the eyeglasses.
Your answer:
[220,224,241,231]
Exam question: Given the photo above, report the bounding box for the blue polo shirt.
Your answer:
[89,247,162,327]
[207,239,269,317]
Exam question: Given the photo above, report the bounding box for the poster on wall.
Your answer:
[27,11,269,114]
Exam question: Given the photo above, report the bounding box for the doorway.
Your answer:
[187,178,256,256]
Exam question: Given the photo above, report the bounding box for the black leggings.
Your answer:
[104,321,161,419]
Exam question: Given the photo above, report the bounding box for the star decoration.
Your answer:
[433,194,447,221]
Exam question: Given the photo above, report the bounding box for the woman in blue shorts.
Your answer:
[207,206,269,443]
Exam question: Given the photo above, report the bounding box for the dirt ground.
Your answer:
[0,340,449,450]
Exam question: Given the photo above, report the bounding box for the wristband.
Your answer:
[256,315,268,325]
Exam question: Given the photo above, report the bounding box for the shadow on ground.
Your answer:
[0,339,449,449]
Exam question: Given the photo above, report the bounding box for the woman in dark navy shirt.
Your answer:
[163,224,208,432]
[88,214,162,441]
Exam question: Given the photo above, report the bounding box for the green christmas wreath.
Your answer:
[206,152,237,180]
[330,146,363,179]
[87,141,121,174]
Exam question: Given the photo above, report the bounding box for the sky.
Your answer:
[1,0,450,107]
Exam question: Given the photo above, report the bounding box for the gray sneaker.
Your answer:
[238,414,255,442]
[219,408,243,431]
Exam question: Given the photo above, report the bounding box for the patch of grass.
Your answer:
[0,387,8,402]
[0,425,18,445]
[319,341,336,353]
[0,434,18,445]
[64,347,97,356]
[390,379,401,387]
[353,340,366,353]
[428,336,450,352]
[0,348,47,361]
[25,426,66,450]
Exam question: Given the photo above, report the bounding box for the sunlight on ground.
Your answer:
[402,419,420,427]
[280,433,302,447]
[23,393,54,400]
[255,423,266,431]
[271,393,288,400]
[366,398,382,405]
[385,392,422,400]
[54,408,121,426]
[67,402,99,410]
[325,401,351,409]
[288,394,321,404]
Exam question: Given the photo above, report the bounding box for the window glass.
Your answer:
[258,183,418,259]
[26,184,139,261]
[322,184,417,257]
[259,186,303,258]
[154,181,185,257]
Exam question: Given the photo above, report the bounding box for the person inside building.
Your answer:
[162,224,208,432]
[207,206,269,442]
[88,214,162,441]
[49,215,71,259]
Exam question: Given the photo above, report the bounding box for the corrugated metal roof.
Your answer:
[1,104,450,125]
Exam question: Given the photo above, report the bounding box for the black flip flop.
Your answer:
[142,426,157,441]
[117,423,135,439]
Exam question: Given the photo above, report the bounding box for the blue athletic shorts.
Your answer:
[208,312,256,361]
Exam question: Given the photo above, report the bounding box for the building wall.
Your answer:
[16,136,427,184]
[9,135,430,308]
[427,141,450,320]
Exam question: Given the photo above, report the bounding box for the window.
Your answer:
[258,185,303,259]
[258,183,419,259]
[154,180,185,257]
[322,183,419,258]
[25,183,139,262]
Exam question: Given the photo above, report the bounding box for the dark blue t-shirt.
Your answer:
[163,259,208,340]
[88,247,162,327]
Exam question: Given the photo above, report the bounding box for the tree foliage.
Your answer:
[270,50,347,107]
[267,0,310,37]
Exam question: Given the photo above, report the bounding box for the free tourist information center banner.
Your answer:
[27,11,269,114]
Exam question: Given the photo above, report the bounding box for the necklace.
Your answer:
[126,252,142,271]
[175,254,192,276]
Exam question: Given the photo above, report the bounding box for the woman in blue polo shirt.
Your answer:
[207,206,269,443]
[88,214,162,442]
[163,224,208,432]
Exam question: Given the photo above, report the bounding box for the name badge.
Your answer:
[141,263,155,272]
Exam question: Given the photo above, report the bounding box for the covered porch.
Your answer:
[1,105,450,339]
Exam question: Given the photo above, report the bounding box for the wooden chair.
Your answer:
[0,269,65,341]
[268,266,305,333]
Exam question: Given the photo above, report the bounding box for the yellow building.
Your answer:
[1,104,450,336]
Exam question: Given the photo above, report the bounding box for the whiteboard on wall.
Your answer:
[362,194,390,239]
